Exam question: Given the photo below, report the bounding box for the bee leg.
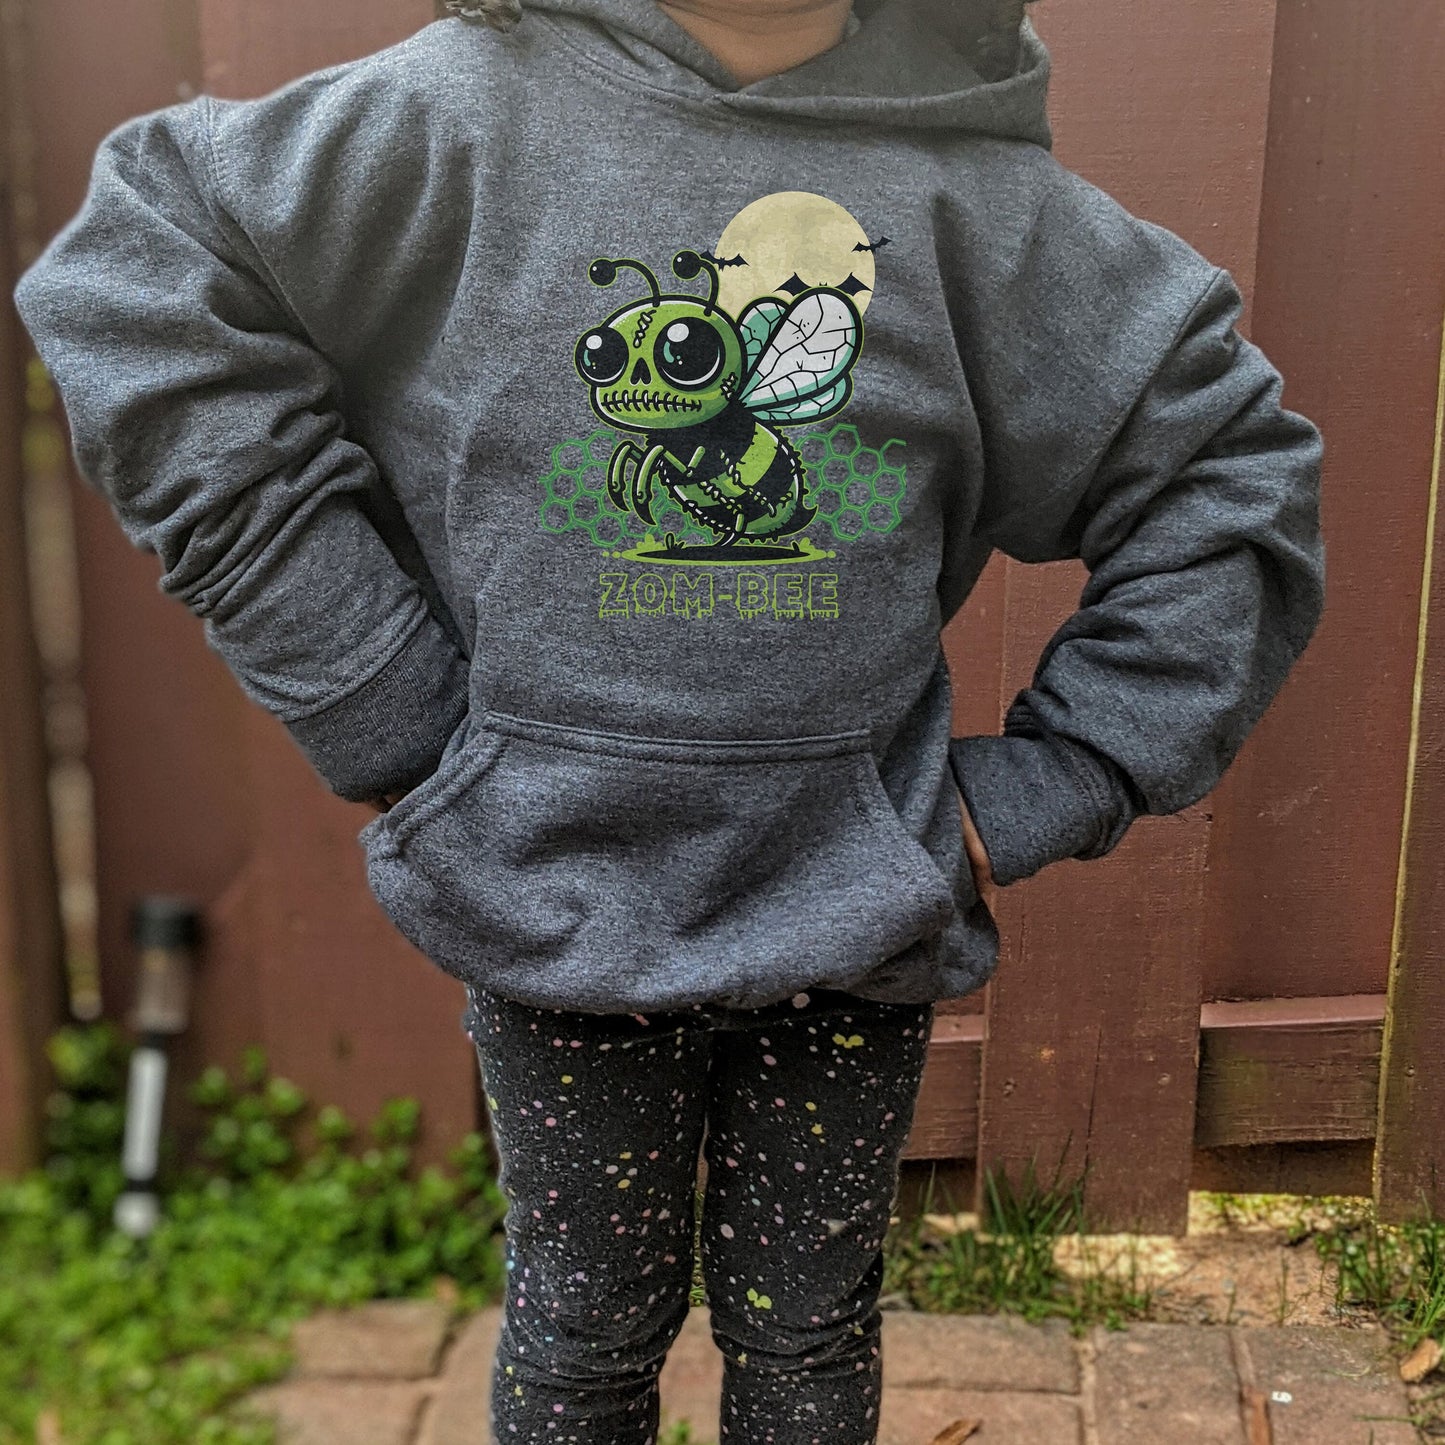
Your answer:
[713,500,747,546]
[663,445,706,474]
[633,443,667,526]
[607,441,641,514]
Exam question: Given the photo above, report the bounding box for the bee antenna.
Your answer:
[673,250,719,315]
[589,257,661,304]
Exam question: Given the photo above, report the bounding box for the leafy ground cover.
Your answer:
[0,1025,506,1445]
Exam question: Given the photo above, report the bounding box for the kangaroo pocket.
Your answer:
[360,709,958,1012]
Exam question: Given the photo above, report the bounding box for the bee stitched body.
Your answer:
[646,402,813,540]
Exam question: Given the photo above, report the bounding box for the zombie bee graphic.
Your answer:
[575,249,864,548]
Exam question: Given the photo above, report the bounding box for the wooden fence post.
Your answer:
[0,1,67,1174]
[972,0,1278,1235]
[1376,320,1445,1221]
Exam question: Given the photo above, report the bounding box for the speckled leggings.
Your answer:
[462,984,934,1445]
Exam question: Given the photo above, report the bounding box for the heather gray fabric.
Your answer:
[13,1,1326,1011]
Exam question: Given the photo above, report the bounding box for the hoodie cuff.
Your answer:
[949,728,1142,887]
[284,615,470,803]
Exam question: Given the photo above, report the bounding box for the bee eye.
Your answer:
[576,328,628,385]
[655,319,725,389]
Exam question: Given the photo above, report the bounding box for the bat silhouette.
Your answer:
[700,250,749,269]
[854,237,891,253]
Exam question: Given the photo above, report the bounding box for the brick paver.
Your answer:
[238,1301,1426,1445]
[881,1388,1082,1444]
[416,1311,500,1445]
[659,1305,724,1435]
[1092,1323,1247,1444]
[884,1312,1079,1394]
[292,1300,452,1380]
[244,1380,430,1445]
[1238,1326,1417,1445]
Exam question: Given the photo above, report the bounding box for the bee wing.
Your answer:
[748,376,853,425]
[739,289,864,422]
[738,297,788,375]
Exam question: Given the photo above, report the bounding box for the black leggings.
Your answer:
[463,985,934,1445]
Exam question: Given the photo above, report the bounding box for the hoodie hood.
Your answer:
[517,0,1052,145]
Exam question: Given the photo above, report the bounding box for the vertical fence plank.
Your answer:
[23,0,477,1159]
[240,709,480,1162]
[0,2,67,1173]
[196,0,436,98]
[977,570,1209,1233]
[1203,0,1445,1009]
[0,347,63,1174]
[973,0,1279,1233]
[20,0,239,1029]
[1377,323,1445,1221]
[939,554,1007,1032]
[21,0,281,1141]
[1192,0,1445,1218]
[189,0,480,1160]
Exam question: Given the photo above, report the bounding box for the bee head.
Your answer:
[576,252,744,431]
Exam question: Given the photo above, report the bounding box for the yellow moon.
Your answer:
[713,192,877,317]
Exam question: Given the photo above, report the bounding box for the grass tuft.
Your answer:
[1316,1205,1445,1347]
[882,1159,1155,1330]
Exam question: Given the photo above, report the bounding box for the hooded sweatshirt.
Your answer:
[13,0,1326,1012]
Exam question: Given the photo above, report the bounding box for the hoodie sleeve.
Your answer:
[948,190,1326,887]
[12,94,469,804]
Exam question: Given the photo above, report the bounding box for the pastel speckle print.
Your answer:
[463,984,933,1443]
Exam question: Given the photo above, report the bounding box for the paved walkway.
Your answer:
[245,1301,1421,1444]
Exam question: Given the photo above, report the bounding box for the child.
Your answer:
[14,0,1326,1439]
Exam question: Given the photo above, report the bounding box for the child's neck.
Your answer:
[657,0,855,85]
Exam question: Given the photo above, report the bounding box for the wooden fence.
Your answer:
[2,0,1443,1231]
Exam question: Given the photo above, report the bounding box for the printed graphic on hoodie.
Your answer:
[541,193,907,622]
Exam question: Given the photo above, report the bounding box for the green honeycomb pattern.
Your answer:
[538,424,907,549]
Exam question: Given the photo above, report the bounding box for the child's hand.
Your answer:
[959,794,995,897]
[367,789,411,815]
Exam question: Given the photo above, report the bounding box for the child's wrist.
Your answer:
[959,793,996,893]
[367,788,411,815]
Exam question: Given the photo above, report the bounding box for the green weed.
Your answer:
[0,1025,507,1445]
[882,1159,1154,1329]
[1194,1193,1445,1433]
[658,1423,711,1445]
[1317,1207,1445,1349]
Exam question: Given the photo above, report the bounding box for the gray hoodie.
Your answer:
[13,0,1326,1012]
